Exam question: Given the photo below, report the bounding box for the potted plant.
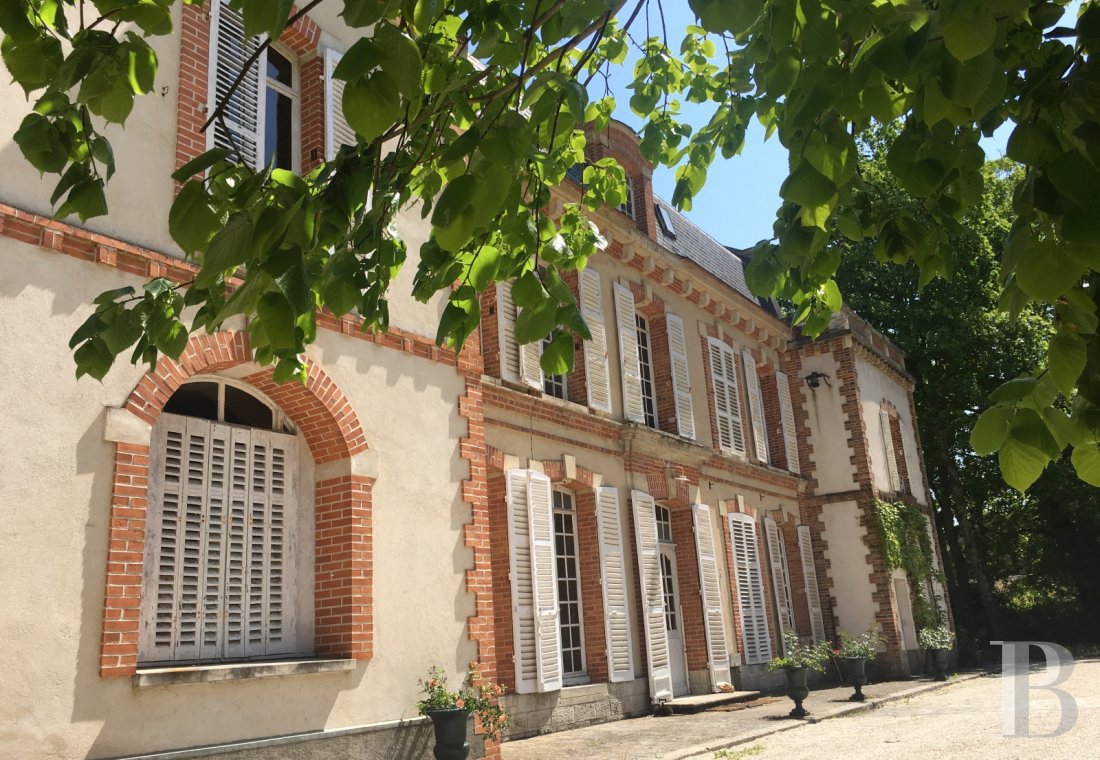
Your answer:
[417,663,509,759]
[767,631,832,718]
[918,625,955,681]
[834,626,884,702]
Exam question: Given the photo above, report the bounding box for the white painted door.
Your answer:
[659,543,689,696]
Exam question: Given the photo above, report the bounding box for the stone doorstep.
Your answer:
[664,690,762,714]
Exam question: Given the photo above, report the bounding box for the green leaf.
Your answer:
[989,377,1040,402]
[56,179,108,221]
[970,406,1012,455]
[13,113,68,174]
[198,212,252,286]
[171,148,232,181]
[540,332,574,376]
[256,291,298,350]
[1070,441,1100,486]
[236,0,294,38]
[1047,150,1100,207]
[511,271,546,309]
[998,437,1049,492]
[1014,239,1085,302]
[1006,121,1062,166]
[342,71,401,143]
[341,0,399,27]
[689,0,762,34]
[169,180,221,255]
[780,163,836,208]
[1049,330,1088,397]
[375,23,422,101]
[514,298,558,345]
[74,339,115,380]
[942,5,997,63]
[1,34,63,93]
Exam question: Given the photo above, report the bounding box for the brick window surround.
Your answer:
[100,331,373,677]
[177,2,326,175]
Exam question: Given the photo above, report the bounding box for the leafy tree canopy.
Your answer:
[3,0,1100,490]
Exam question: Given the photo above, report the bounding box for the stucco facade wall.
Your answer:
[819,500,877,636]
[797,351,856,494]
[854,355,927,503]
[0,239,476,759]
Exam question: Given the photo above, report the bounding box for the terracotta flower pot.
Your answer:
[426,707,470,760]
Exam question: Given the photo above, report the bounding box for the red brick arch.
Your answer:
[100,331,373,676]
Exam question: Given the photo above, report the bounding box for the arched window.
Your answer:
[139,378,304,664]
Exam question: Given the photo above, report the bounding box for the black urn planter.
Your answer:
[426,708,470,760]
[783,666,811,718]
[844,657,868,702]
[930,648,949,682]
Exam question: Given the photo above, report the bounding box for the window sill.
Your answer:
[133,657,356,687]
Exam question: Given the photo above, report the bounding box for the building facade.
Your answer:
[0,3,948,759]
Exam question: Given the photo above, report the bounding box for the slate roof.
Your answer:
[565,166,764,308]
[652,197,756,302]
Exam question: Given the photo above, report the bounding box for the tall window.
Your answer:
[543,334,568,400]
[655,505,677,632]
[619,181,635,219]
[636,315,658,428]
[139,379,303,664]
[553,489,586,680]
[264,47,298,170]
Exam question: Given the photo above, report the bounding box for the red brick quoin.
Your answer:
[100,330,373,676]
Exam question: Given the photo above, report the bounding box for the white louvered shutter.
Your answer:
[497,283,521,385]
[776,370,800,474]
[631,491,673,701]
[595,487,634,682]
[666,313,696,439]
[324,49,357,160]
[692,504,730,690]
[727,513,772,665]
[497,282,543,389]
[518,328,544,390]
[580,268,612,412]
[506,470,561,693]
[797,526,827,643]
[527,472,563,691]
[707,338,746,455]
[506,469,538,692]
[208,0,264,169]
[614,283,646,423]
[742,349,769,463]
[880,409,902,492]
[764,518,795,650]
[140,414,296,663]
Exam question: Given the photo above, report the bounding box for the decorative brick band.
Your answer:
[101,331,374,676]
[0,202,479,374]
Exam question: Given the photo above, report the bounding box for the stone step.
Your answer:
[662,690,762,714]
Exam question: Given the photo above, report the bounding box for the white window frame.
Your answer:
[619,181,635,218]
[263,43,301,172]
[553,488,587,683]
[636,314,658,429]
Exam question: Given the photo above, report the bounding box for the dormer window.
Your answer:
[655,204,677,238]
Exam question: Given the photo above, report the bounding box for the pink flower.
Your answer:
[455,698,466,709]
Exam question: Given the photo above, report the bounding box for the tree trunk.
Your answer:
[940,454,1004,639]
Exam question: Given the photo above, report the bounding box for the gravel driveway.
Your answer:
[709,659,1098,760]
